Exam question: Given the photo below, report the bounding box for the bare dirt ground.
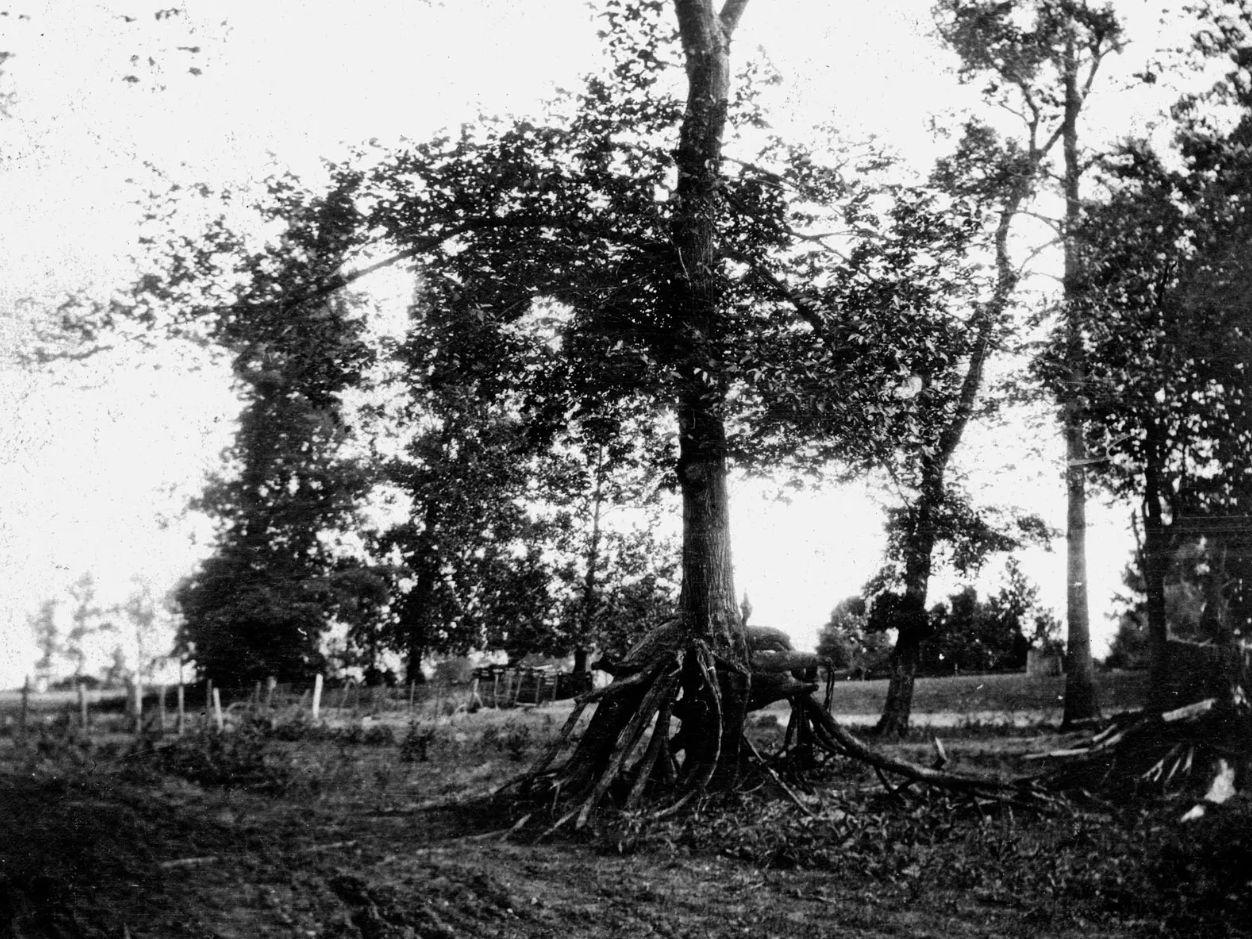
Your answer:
[1,701,1248,939]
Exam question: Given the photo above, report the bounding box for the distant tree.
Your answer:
[174,176,380,685]
[101,644,130,689]
[64,573,114,680]
[815,596,892,676]
[919,562,1058,675]
[556,519,680,667]
[28,599,60,685]
[375,335,546,678]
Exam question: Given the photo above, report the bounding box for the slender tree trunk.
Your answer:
[1142,478,1170,712]
[573,444,605,679]
[874,177,1031,737]
[876,477,938,737]
[403,501,441,684]
[1060,28,1100,726]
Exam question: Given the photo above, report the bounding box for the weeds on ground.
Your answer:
[616,781,1252,937]
[137,724,297,793]
[481,718,537,761]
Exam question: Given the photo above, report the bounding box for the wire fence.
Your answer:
[0,665,594,742]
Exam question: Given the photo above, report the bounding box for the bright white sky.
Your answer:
[0,0,1196,688]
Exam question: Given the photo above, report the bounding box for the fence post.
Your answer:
[19,675,30,742]
[265,676,277,709]
[211,687,224,732]
[78,681,89,732]
[133,675,144,737]
[491,672,500,709]
[205,679,213,728]
[311,673,323,722]
[176,682,185,736]
[157,684,167,734]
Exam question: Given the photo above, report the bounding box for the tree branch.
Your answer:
[719,0,750,36]
[280,215,661,314]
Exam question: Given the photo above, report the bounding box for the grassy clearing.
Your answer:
[748,669,1149,731]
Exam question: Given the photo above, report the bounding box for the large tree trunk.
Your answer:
[1059,26,1100,727]
[515,2,753,816]
[667,0,749,781]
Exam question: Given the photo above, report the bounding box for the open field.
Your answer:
[818,669,1151,728]
[2,693,1249,938]
[0,668,1152,727]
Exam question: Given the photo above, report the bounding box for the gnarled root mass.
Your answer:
[498,621,1055,835]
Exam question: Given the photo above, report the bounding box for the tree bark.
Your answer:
[1143,499,1170,712]
[668,0,749,780]
[573,444,605,678]
[403,500,441,685]
[876,471,938,737]
[1060,26,1100,726]
[1141,419,1173,711]
[519,1,754,807]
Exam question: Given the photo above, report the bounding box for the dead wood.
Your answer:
[1027,685,1252,821]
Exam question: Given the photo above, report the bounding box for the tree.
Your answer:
[919,562,1058,675]
[376,278,677,679]
[534,0,755,797]
[935,0,1124,726]
[28,599,60,686]
[1059,80,1252,707]
[174,177,380,685]
[339,0,790,811]
[377,376,545,680]
[743,137,1056,734]
[815,596,892,676]
[64,573,114,680]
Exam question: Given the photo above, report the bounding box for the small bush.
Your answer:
[481,720,533,761]
[144,726,294,793]
[401,722,437,763]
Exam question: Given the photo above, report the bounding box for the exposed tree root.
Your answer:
[499,616,1251,838]
[498,621,1060,835]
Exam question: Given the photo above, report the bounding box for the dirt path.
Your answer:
[0,766,1140,939]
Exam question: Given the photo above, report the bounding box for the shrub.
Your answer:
[144,726,293,793]
[400,722,437,763]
